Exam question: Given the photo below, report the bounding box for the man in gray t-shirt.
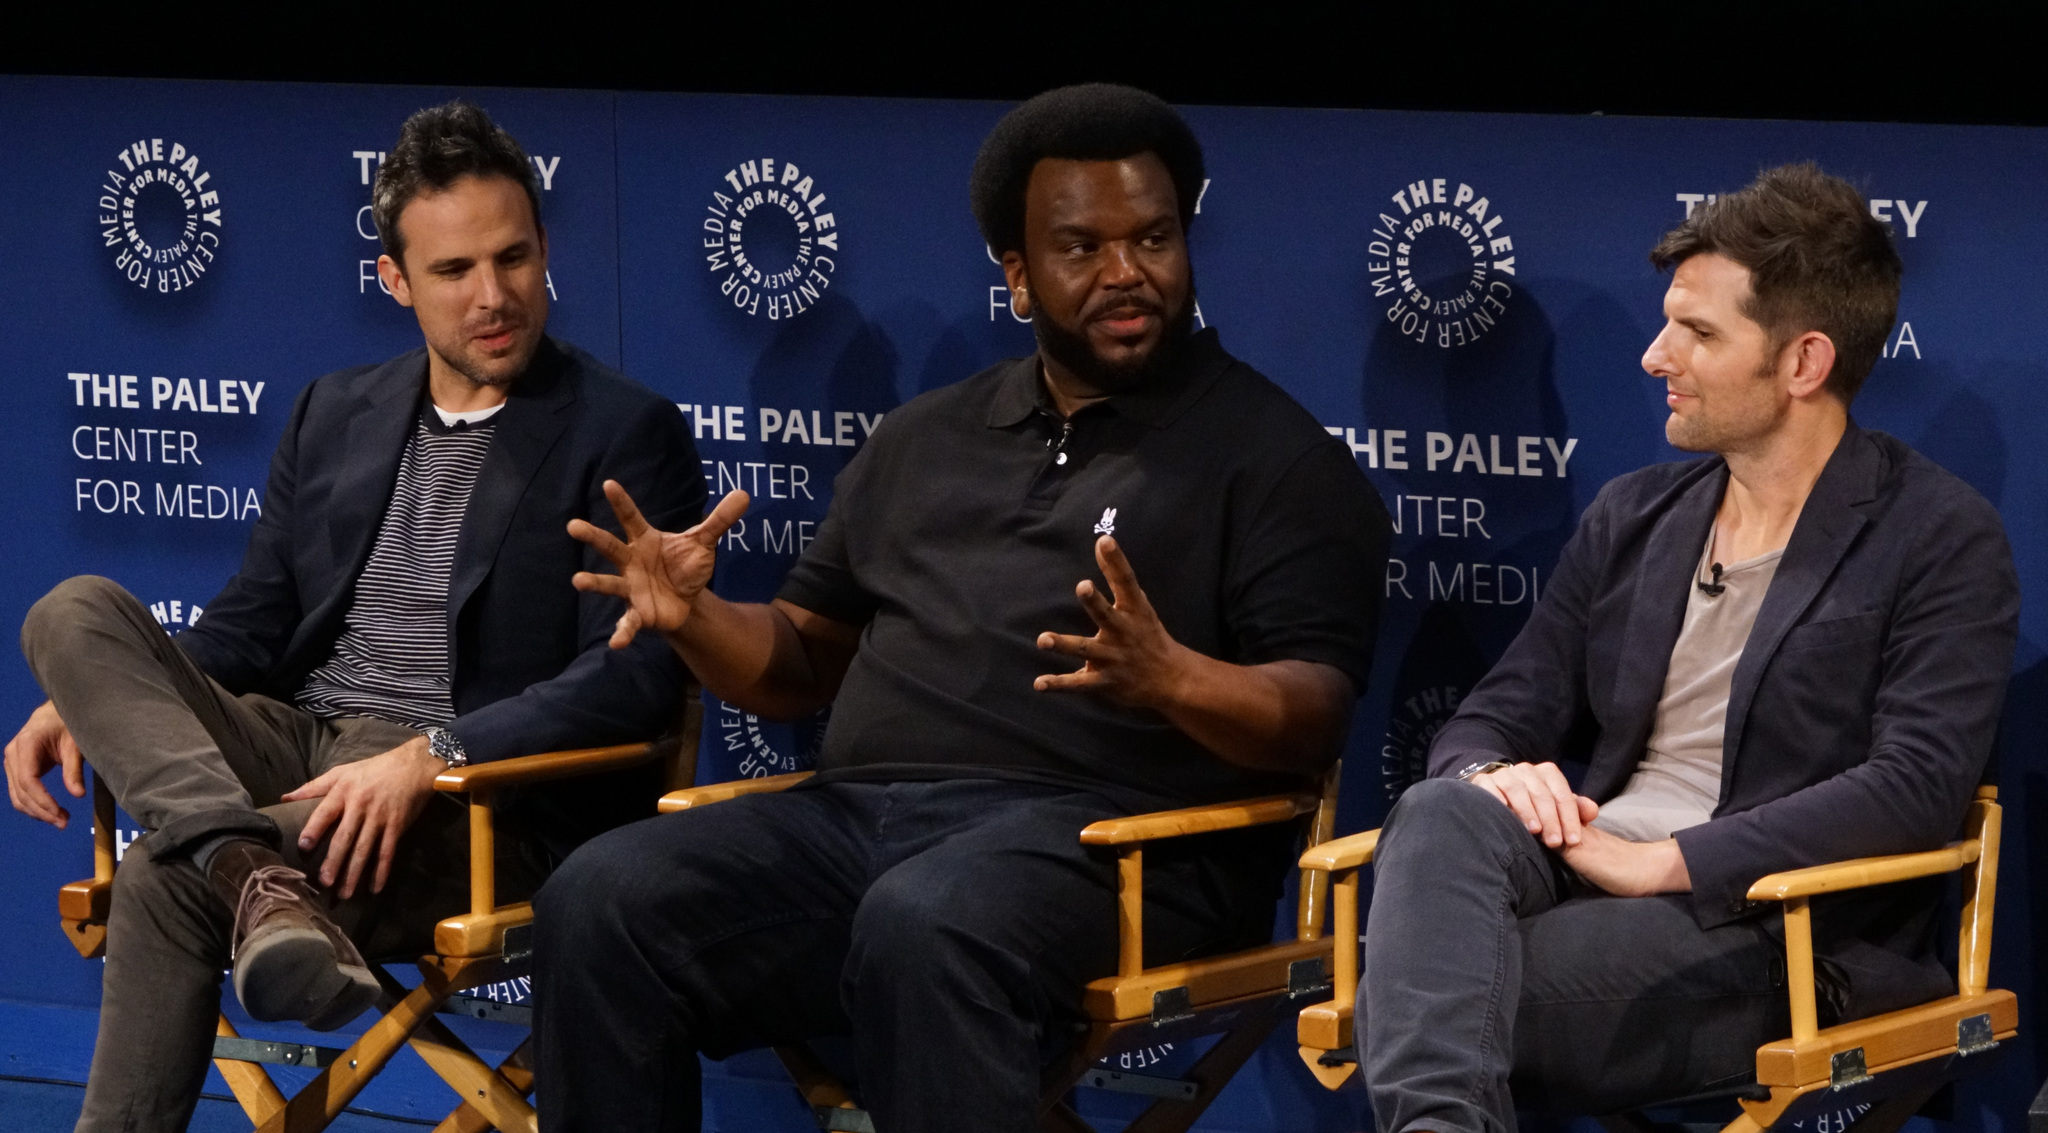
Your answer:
[1356,165,2019,1133]
[1591,538,1781,843]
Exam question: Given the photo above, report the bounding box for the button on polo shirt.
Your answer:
[778,328,1392,811]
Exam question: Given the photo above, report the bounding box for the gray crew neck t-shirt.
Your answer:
[1591,532,1783,843]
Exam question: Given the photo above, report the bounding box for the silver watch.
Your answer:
[1453,759,1512,781]
[423,726,470,768]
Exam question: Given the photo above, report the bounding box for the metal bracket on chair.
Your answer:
[1150,986,1195,1027]
[1287,956,1333,999]
[211,1036,344,1068]
[1081,1067,1198,1101]
[812,1106,875,1133]
[1829,1047,1871,1089]
[500,922,534,964]
[1958,1012,1998,1055]
[441,993,534,1027]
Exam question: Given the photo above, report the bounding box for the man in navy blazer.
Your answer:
[3,103,701,1133]
[1357,164,2019,1133]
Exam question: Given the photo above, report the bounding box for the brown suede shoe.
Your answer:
[206,840,380,1031]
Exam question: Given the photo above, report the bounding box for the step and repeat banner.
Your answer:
[1,75,2043,1129]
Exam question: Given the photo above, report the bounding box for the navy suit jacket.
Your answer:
[176,337,704,784]
[1429,423,2019,1019]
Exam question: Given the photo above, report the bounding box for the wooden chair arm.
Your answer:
[1078,792,1319,847]
[432,742,662,793]
[659,771,814,813]
[1297,827,1379,873]
[1745,842,1976,901]
[430,741,663,926]
[1759,797,2001,1046]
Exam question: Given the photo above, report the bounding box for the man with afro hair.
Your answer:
[532,84,1390,1131]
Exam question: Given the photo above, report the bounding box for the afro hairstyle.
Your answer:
[969,84,1205,256]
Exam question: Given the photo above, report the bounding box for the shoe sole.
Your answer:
[233,926,381,1031]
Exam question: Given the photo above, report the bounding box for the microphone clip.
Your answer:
[1697,562,1726,596]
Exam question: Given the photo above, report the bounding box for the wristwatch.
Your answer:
[423,726,470,768]
[1453,759,1512,781]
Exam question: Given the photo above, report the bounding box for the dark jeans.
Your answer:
[531,777,1283,1133]
[21,576,549,1133]
[1360,777,1790,1133]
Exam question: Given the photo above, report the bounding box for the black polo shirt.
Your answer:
[777,328,1391,811]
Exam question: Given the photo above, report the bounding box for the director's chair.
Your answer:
[1292,785,2013,1133]
[656,762,1348,1133]
[58,717,698,1133]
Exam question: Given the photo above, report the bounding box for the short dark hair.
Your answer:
[969,84,1205,256]
[372,100,541,267]
[1649,162,1901,403]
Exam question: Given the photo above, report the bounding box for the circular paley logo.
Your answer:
[718,699,827,779]
[1367,178,1515,349]
[97,138,223,294]
[702,157,840,321]
[1380,683,1466,801]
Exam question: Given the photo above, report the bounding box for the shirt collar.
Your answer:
[985,327,1231,430]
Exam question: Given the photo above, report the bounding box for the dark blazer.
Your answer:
[176,337,705,771]
[1429,423,2018,1019]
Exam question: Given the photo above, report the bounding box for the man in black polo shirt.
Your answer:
[532,85,1389,1133]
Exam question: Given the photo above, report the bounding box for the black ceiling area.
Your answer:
[4,6,2036,127]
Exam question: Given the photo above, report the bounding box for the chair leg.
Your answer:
[213,1014,288,1125]
[255,973,455,1132]
[1121,1014,1281,1133]
[774,1042,864,1110]
[403,1011,536,1133]
[432,1037,534,1133]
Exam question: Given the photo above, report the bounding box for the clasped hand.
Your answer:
[1035,535,1191,708]
[1467,761,1690,897]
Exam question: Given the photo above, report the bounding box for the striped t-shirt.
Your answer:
[296,402,499,729]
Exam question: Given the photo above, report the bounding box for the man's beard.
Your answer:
[1033,292,1197,395]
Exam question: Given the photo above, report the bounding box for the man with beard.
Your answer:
[1355,165,2018,1132]
[4,101,701,1133]
[530,85,1391,1132]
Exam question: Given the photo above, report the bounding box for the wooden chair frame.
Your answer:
[656,763,1346,1133]
[1292,786,2012,1133]
[58,736,690,1133]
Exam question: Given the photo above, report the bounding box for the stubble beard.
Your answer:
[1666,356,1783,455]
[437,318,543,392]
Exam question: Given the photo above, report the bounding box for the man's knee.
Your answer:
[534,816,728,960]
[22,575,151,664]
[1381,776,1520,859]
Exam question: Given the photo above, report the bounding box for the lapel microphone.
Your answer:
[1698,562,1726,596]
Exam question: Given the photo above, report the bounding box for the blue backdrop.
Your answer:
[1,75,2040,1131]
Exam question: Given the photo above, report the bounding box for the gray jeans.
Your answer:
[1359,776,1790,1133]
[22,576,547,1133]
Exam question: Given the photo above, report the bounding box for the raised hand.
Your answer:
[569,482,750,649]
[4,701,86,829]
[1034,535,1191,708]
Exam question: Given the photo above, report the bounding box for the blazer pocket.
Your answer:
[1777,609,1884,653]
